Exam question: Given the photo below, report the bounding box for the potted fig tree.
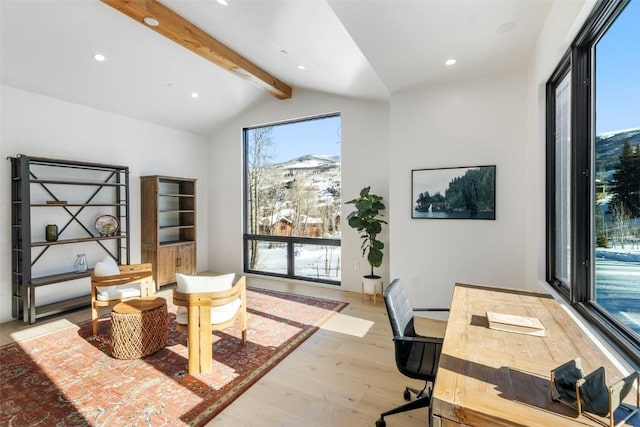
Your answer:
[346,186,387,296]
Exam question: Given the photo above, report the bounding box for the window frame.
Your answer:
[546,53,571,299]
[242,113,341,286]
[546,0,639,366]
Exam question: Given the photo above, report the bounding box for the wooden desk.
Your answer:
[431,283,635,427]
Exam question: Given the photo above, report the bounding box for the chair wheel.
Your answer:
[403,389,411,401]
[375,419,386,427]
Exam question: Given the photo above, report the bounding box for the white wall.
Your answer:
[207,88,390,294]
[0,86,209,323]
[388,72,529,309]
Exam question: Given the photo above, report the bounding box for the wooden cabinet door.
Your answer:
[158,246,177,286]
[157,243,195,285]
[177,243,196,275]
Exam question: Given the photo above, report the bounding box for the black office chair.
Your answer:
[376,279,449,427]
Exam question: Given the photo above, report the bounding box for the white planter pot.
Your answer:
[362,276,382,295]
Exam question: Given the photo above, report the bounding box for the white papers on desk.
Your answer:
[486,311,546,337]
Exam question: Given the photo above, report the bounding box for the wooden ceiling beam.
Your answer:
[101,0,292,100]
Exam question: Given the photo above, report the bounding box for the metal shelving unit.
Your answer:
[10,154,130,323]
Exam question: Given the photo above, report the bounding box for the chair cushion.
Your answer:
[176,300,242,325]
[93,256,120,276]
[175,273,241,325]
[176,273,235,293]
[94,256,142,301]
[96,284,142,302]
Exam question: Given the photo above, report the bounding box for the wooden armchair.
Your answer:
[173,273,247,375]
[91,259,153,335]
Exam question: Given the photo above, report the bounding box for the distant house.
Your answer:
[276,219,294,236]
[259,210,295,236]
[299,215,324,237]
[259,210,325,237]
[259,217,293,236]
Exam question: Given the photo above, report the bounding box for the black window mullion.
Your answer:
[546,78,557,285]
[545,56,571,291]
[570,45,592,304]
[287,240,294,276]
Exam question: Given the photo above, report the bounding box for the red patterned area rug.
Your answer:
[1,288,347,426]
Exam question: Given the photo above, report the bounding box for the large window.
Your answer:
[243,114,341,284]
[546,0,640,365]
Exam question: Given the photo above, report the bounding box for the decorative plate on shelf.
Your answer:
[95,214,119,237]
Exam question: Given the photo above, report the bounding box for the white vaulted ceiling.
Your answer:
[1,0,553,136]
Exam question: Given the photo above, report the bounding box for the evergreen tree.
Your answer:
[611,141,640,217]
[415,191,431,211]
[444,167,494,212]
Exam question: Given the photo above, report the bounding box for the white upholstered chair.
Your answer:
[90,256,153,335]
[172,273,247,375]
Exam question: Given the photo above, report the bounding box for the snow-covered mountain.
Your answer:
[273,154,340,170]
[271,154,341,202]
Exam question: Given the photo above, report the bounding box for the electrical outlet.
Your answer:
[355,262,360,270]
[409,276,418,287]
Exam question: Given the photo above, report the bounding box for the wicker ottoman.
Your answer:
[110,297,168,359]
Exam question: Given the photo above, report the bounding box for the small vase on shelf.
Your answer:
[45,224,58,242]
[74,254,88,273]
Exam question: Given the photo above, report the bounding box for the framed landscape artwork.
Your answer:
[412,165,496,220]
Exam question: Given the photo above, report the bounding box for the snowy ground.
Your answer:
[596,247,640,262]
[595,249,640,334]
[253,243,341,281]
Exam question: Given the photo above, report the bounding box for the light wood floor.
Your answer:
[0,276,447,427]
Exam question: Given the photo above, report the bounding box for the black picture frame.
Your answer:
[411,165,496,220]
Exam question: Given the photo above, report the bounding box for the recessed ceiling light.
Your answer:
[217,0,228,5]
[93,53,106,62]
[191,92,199,98]
[143,16,159,27]
[445,58,457,66]
[297,65,306,71]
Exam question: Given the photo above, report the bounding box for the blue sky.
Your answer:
[595,0,640,134]
[269,115,341,164]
